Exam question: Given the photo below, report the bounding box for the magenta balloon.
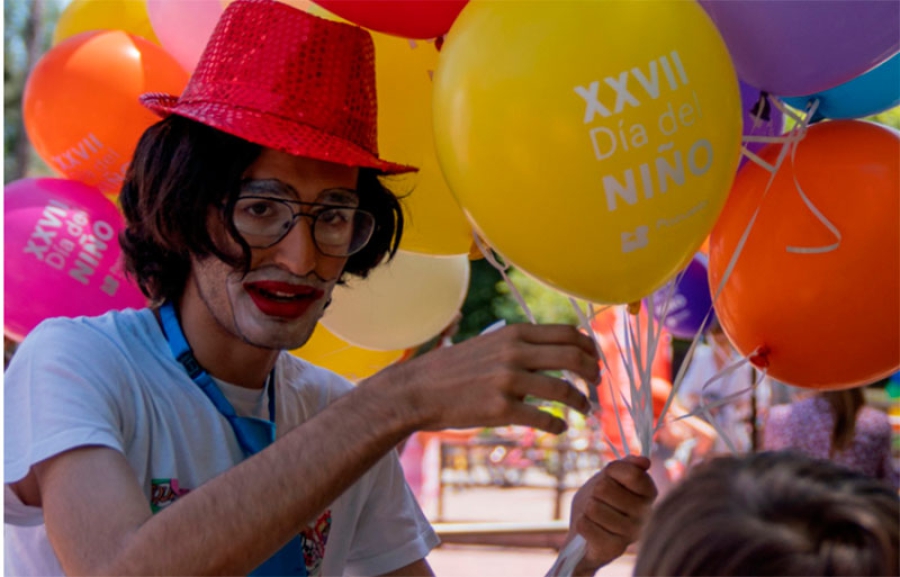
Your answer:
[4,178,146,341]
[700,0,900,97]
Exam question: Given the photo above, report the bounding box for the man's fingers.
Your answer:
[578,499,642,541]
[509,372,591,415]
[506,403,568,435]
[492,344,600,383]
[501,324,598,357]
[603,459,659,500]
[590,473,654,520]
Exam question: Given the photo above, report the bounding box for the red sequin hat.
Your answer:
[140,0,415,174]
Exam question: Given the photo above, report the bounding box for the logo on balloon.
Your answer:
[22,199,124,296]
[50,133,127,194]
[575,50,715,255]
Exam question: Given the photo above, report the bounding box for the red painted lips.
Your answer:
[244,281,324,319]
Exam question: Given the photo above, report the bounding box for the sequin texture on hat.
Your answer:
[140,0,416,174]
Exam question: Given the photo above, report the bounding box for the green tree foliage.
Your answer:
[869,107,900,130]
[456,259,504,341]
[457,260,592,342]
[493,268,589,327]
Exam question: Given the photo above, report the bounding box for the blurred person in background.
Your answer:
[763,385,898,489]
[676,320,755,454]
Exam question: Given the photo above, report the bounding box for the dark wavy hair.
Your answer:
[634,451,899,576]
[119,115,403,305]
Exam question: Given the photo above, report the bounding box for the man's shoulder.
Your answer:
[9,308,158,375]
[16,308,148,346]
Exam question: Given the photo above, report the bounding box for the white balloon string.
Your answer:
[642,306,665,450]
[769,94,810,126]
[587,308,636,457]
[662,357,769,455]
[607,370,633,457]
[609,312,640,447]
[569,297,603,411]
[658,98,811,438]
[625,310,653,457]
[709,114,804,309]
[471,231,537,324]
[694,355,756,453]
[781,100,842,254]
[545,535,587,577]
[739,92,807,171]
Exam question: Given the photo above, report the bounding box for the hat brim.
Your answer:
[140,93,418,175]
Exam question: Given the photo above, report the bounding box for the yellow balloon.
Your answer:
[53,0,159,46]
[373,36,472,256]
[321,251,470,350]
[290,324,404,382]
[433,0,742,304]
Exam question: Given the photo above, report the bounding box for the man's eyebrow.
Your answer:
[239,179,298,198]
[239,180,359,205]
[318,188,360,205]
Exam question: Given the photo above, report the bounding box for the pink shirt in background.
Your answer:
[763,395,898,489]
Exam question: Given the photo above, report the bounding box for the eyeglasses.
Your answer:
[231,195,376,257]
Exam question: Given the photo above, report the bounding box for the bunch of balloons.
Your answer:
[9,0,900,392]
[426,0,897,391]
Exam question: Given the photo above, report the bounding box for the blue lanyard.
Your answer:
[159,302,307,576]
[159,301,276,456]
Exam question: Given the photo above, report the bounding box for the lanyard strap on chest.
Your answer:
[159,302,276,456]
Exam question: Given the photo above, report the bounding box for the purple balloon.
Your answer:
[739,80,784,168]
[699,0,900,97]
[649,255,715,340]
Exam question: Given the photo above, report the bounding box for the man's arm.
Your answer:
[32,382,415,576]
[23,323,598,576]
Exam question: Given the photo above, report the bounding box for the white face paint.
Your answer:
[184,148,359,352]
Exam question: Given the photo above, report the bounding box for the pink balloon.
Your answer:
[4,178,147,341]
[146,0,223,73]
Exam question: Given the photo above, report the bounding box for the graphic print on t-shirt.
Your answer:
[150,478,191,513]
[150,479,331,575]
[301,510,332,576]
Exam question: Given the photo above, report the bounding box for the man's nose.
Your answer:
[269,216,318,275]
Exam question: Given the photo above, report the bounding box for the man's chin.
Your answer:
[237,317,318,352]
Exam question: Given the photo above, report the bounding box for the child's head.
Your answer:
[634,451,899,576]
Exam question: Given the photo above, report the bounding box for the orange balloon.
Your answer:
[709,120,900,390]
[23,30,189,195]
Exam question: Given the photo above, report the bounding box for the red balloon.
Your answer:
[311,0,467,39]
[709,120,900,390]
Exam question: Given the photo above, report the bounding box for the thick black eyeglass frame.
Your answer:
[231,195,376,256]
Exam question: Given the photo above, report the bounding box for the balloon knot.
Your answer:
[435,36,444,52]
[626,301,642,316]
[750,91,771,122]
[748,346,770,369]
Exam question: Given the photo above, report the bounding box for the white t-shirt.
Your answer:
[4,308,438,576]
